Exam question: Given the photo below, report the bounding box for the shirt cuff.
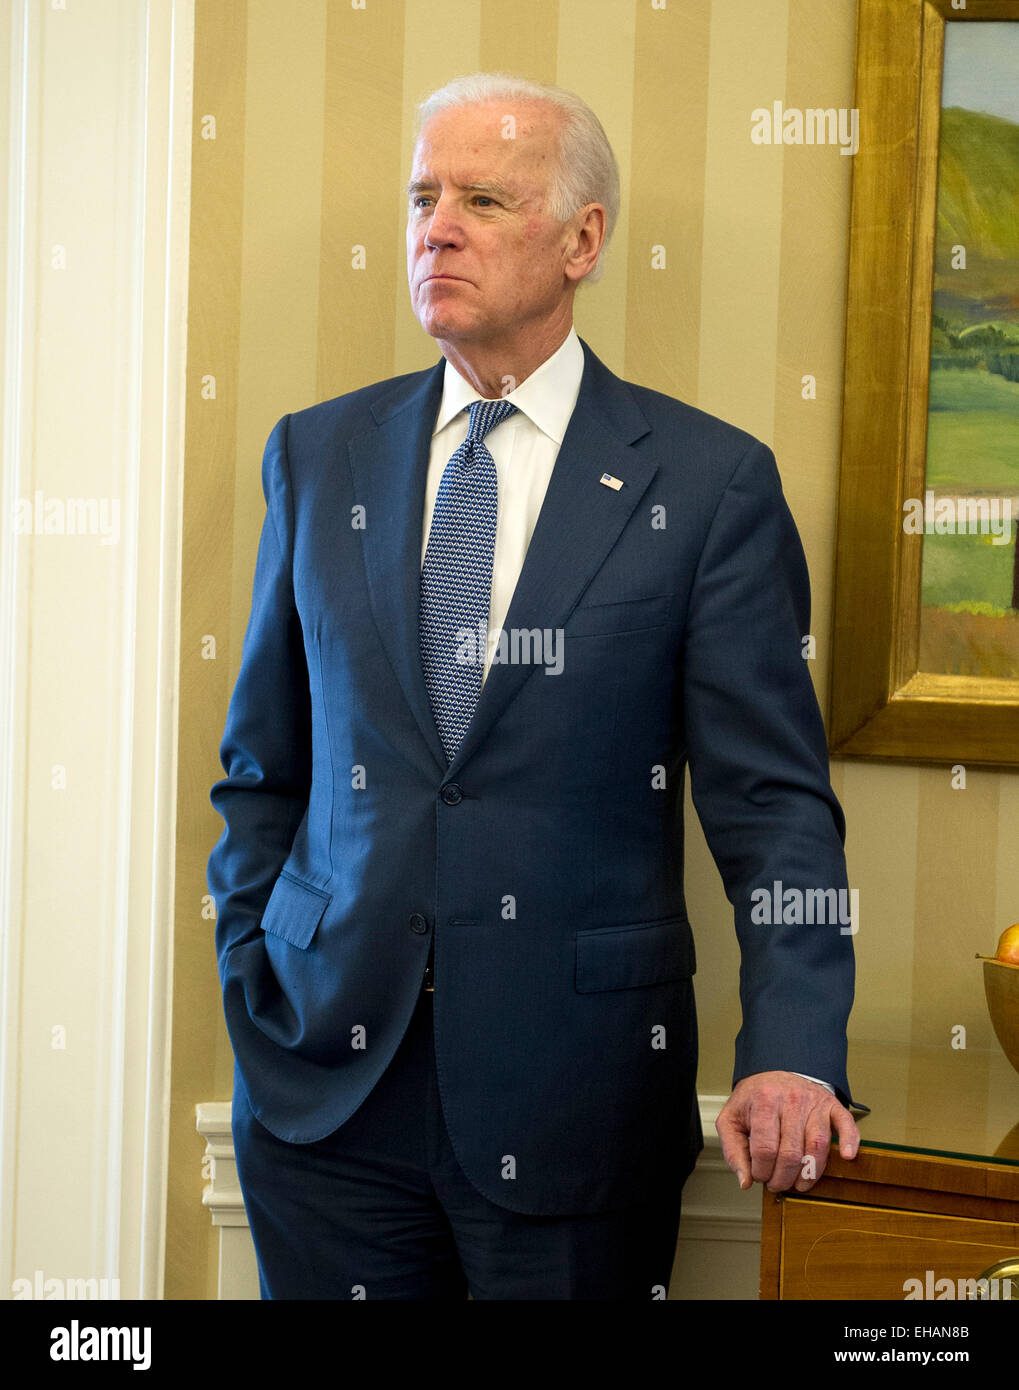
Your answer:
[792,1072,835,1094]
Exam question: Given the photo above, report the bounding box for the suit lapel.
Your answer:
[348,360,449,774]
[348,338,658,778]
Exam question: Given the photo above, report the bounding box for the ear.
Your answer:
[565,203,607,282]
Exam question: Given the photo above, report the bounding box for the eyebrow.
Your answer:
[405,177,519,203]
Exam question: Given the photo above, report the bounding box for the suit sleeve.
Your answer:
[680,438,857,1106]
[207,414,313,977]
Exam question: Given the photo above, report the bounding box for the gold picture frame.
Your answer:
[829,0,1019,766]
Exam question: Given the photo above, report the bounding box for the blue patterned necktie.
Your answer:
[420,397,518,763]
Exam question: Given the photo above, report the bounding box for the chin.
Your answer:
[419,311,475,341]
[419,316,456,340]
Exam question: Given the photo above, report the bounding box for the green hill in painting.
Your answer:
[921,110,1019,678]
[934,106,1019,321]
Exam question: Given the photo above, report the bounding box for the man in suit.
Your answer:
[208,72,860,1300]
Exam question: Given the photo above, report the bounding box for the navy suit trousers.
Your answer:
[231,984,684,1300]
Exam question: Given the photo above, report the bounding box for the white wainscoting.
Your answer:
[670,1095,764,1300]
[196,1094,762,1301]
[195,1104,261,1302]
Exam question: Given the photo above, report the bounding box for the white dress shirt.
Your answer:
[419,324,835,1102]
[420,325,584,683]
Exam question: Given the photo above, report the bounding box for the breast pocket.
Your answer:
[260,871,331,951]
[565,593,672,639]
[575,915,696,992]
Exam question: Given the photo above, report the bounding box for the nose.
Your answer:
[422,195,462,251]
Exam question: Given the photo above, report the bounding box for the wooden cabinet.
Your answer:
[760,1041,1019,1300]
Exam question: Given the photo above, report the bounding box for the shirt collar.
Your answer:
[432,325,584,445]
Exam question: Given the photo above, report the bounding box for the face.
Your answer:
[406,101,587,352]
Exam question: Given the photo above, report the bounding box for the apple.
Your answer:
[995,924,1019,967]
[995,925,1019,964]
[977,925,1019,967]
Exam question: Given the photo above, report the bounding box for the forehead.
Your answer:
[410,100,560,189]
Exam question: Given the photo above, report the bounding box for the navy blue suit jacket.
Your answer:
[208,336,856,1215]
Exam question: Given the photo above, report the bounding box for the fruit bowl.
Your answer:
[979,957,1019,1077]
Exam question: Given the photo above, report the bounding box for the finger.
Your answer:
[715,1108,754,1190]
[831,1105,861,1159]
[792,1102,835,1192]
[766,1101,809,1192]
[747,1095,783,1188]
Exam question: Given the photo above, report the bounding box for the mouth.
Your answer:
[423,274,468,284]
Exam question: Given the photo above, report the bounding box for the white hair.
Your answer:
[414,72,620,285]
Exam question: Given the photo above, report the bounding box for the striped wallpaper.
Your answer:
[167,0,1019,1297]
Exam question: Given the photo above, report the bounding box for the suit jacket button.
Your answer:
[440,783,463,805]
[408,913,429,934]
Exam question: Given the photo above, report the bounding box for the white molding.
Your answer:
[196,1104,261,1300]
[683,1094,763,1244]
[0,0,38,1299]
[0,0,193,1302]
[132,0,195,1300]
[196,1104,250,1229]
[698,1093,728,1132]
[678,1217,761,1244]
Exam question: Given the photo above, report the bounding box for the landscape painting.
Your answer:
[918,21,1019,678]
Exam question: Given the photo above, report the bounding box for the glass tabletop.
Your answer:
[847,1038,1019,1168]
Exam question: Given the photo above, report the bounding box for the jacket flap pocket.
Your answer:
[260,871,330,950]
[575,916,695,992]
[566,593,671,638]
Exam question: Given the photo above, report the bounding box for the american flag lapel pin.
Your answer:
[600,473,624,491]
